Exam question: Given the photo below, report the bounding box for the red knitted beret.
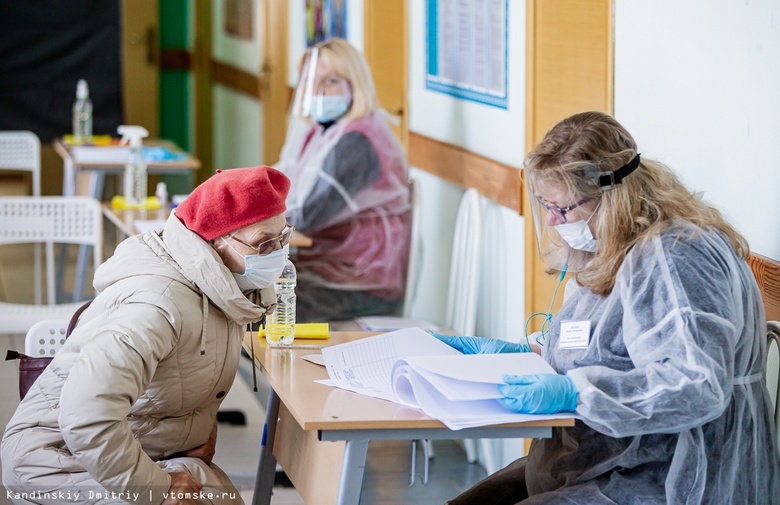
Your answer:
[176,166,290,241]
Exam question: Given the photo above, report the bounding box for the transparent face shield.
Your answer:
[525,163,607,274]
[524,153,641,274]
[290,48,353,123]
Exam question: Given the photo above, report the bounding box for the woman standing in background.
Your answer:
[276,37,411,323]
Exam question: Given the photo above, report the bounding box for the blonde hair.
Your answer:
[298,38,379,120]
[525,111,748,295]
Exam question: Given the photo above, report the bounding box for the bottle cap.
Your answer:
[156,182,167,192]
[117,125,150,148]
[76,79,89,99]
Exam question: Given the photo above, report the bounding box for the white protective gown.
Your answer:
[524,220,780,504]
[275,111,410,306]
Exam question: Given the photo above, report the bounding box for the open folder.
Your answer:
[318,328,572,430]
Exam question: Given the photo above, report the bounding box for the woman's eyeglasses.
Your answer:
[535,195,597,223]
[229,225,295,256]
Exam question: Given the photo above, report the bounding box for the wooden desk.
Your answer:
[53,138,201,199]
[101,204,314,248]
[243,332,575,505]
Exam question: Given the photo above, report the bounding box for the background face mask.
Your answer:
[312,94,351,122]
[554,219,598,252]
[223,240,288,290]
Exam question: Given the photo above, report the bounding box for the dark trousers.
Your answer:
[446,457,529,505]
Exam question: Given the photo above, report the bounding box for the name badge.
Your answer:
[559,320,591,349]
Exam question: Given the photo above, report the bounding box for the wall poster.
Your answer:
[225,0,254,40]
[426,0,508,109]
[306,0,347,47]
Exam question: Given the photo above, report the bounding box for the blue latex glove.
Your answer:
[431,332,530,354]
[498,374,578,414]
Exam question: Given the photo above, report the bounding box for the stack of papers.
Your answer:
[71,146,185,164]
[72,146,131,164]
[318,328,571,430]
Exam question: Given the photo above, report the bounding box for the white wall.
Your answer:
[210,0,265,169]
[408,0,526,167]
[407,0,528,470]
[614,0,780,260]
[212,84,263,170]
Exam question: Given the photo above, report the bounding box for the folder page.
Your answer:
[319,329,575,430]
[320,328,459,402]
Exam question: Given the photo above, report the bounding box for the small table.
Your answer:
[54,138,201,301]
[243,332,575,505]
[53,138,201,200]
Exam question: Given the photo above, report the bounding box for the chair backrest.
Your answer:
[0,197,103,305]
[0,131,41,196]
[402,178,422,318]
[767,321,780,445]
[25,319,69,357]
[445,188,482,335]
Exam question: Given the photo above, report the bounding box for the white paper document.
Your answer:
[71,146,131,164]
[320,328,572,430]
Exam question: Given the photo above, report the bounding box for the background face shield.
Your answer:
[290,48,353,122]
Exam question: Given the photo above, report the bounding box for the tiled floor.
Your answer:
[0,240,489,504]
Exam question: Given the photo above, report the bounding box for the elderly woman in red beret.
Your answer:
[2,167,291,505]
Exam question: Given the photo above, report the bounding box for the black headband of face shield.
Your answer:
[598,153,641,189]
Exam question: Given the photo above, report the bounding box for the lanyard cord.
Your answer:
[524,262,568,349]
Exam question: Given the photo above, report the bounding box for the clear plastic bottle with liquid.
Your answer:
[118,125,149,207]
[266,255,296,347]
[72,79,93,144]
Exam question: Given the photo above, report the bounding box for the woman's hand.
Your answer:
[163,471,203,505]
[431,333,531,354]
[498,374,578,414]
[181,435,216,465]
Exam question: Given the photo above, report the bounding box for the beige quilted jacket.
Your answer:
[1,213,274,503]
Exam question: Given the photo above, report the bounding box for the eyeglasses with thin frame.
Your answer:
[229,225,295,256]
[535,195,598,224]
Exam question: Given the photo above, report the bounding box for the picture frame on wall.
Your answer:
[226,0,254,40]
[306,0,347,46]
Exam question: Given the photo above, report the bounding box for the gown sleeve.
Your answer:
[292,130,381,231]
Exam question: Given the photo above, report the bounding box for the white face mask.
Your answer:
[223,239,289,290]
[312,93,351,123]
[554,207,599,252]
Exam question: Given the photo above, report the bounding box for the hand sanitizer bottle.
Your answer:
[118,125,150,207]
[72,79,93,144]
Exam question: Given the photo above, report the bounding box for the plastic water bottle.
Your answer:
[266,255,296,347]
[72,79,93,144]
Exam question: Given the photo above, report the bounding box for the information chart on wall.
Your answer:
[425,0,508,109]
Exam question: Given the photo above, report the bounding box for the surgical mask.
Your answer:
[223,239,288,290]
[554,208,598,252]
[311,94,351,123]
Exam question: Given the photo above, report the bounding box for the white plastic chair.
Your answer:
[441,189,499,472]
[25,319,69,357]
[0,131,43,303]
[402,178,423,318]
[0,197,103,335]
[0,131,41,197]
